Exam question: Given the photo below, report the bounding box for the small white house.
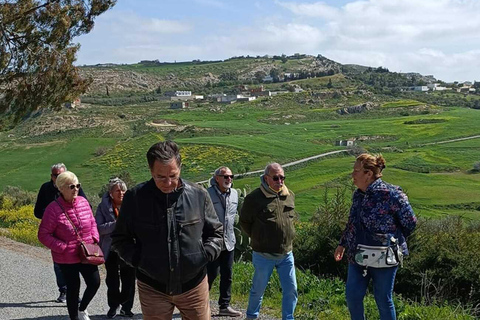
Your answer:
[427,83,446,91]
[220,95,239,103]
[335,139,356,147]
[165,91,192,97]
[207,93,226,100]
[413,86,428,92]
[237,96,256,102]
[170,102,188,109]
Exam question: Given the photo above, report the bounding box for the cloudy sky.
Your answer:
[75,0,480,82]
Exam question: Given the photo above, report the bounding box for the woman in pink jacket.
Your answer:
[38,171,100,320]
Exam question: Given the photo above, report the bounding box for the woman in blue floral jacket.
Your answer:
[334,153,417,320]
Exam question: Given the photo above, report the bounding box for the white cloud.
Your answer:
[207,23,325,57]
[76,0,480,81]
[277,1,339,19]
[76,11,194,64]
[275,0,480,80]
[279,0,480,43]
[90,11,191,40]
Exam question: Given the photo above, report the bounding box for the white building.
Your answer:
[414,86,429,92]
[170,102,188,109]
[237,96,256,102]
[427,83,446,91]
[220,95,240,103]
[165,91,192,97]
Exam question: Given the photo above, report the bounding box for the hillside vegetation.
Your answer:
[1,53,480,319]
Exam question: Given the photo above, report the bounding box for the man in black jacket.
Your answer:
[111,141,223,320]
[34,163,89,303]
[34,163,88,219]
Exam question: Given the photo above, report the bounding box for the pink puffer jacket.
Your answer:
[38,196,99,264]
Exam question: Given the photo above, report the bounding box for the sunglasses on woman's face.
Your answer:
[68,183,81,190]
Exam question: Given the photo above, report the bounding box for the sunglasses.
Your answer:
[270,175,285,182]
[219,175,234,180]
[68,183,81,190]
[51,173,60,178]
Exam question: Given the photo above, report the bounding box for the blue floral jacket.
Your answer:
[339,179,417,263]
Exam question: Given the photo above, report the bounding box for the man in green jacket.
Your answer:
[240,163,298,320]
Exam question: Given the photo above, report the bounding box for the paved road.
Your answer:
[0,238,145,320]
[419,134,480,146]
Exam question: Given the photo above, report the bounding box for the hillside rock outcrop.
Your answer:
[337,102,378,115]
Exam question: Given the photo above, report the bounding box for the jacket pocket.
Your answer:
[178,218,201,236]
[259,206,277,223]
[180,239,208,280]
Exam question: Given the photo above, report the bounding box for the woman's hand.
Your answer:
[334,245,345,261]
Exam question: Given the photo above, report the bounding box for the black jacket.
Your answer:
[111,178,223,295]
[34,180,88,219]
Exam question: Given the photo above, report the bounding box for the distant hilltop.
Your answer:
[79,53,439,95]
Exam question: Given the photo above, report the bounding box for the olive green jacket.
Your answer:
[239,184,296,254]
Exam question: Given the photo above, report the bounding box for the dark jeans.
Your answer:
[53,262,67,293]
[105,251,136,312]
[207,249,234,309]
[59,263,100,320]
[346,263,398,320]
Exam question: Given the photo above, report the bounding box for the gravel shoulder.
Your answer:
[0,237,278,320]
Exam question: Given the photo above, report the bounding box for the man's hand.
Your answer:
[334,245,345,262]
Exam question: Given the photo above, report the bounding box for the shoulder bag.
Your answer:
[56,200,105,265]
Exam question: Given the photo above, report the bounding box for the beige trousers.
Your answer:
[137,276,211,320]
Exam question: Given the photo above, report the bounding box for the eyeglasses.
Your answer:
[51,173,60,178]
[218,175,234,180]
[153,176,180,183]
[68,183,81,190]
[269,175,285,182]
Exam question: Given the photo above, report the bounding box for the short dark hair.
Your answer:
[146,141,182,169]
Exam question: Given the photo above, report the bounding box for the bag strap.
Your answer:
[55,199,84,244]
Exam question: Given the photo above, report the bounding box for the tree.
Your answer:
[254,70,266,82]
[0,0,116,125]
[219,71,237,81]
[327,78,333,88]
[270,68,280,82]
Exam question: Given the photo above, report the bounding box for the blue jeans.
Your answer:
[246,251,298,320]
[346,263,398,320]
[54,262,67,293]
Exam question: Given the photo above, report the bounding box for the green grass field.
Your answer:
[0,95,479,220]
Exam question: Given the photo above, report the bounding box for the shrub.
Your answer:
[0,186,36,209]
[294,185,351,278]
[0,204,40,246]
[472,161,480,173]
[397,216,480,309]
[95,146,108,156]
